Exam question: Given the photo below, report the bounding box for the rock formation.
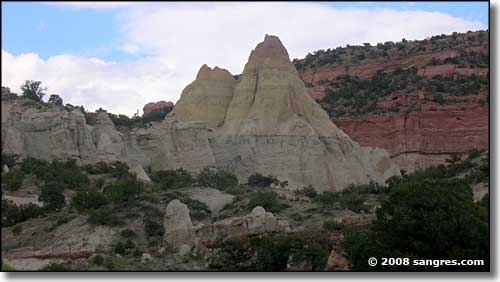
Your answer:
[163,199,196,248]
[128,165,151,183]
[1,35,400,191]
[195,206,291,243]
[167,35,400,191]
[143,101,174,115]
[296,31,489,171]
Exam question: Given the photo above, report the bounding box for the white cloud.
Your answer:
[120,43,139,54]
[2,2,485,116]
[1,50,175,115]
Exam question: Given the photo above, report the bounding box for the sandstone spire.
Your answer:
[167,64,236,128]
[222,34,346,137]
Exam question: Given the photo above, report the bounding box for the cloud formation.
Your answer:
[2,2,485,116]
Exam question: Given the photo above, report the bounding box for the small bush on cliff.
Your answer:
[315,191,367,213]
[2,169,25,191]
[248,173,278,188]
[88,206,117,226]
[1,199,45,227]
[71,190,109,212]
[248,191,287,213]
[1,153,18,168]
[197,167,238,191]
[82,161,131,179]
[144,219,165,238]
[433,93,445,105]
[151,168,193,190]
[113,239,136,256]
[103,179,144,203]
[20,80,46,102]
[38,181,66,211]
[21,158,89,190]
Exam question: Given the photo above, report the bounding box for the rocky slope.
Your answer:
[1,35,399,192]
[294,30,489,171]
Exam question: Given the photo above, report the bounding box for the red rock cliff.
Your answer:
[295,31,489,171]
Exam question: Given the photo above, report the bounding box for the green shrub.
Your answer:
[315,191,367,212]
[82,161,130,179]
[197,168,238,191]
[1,153,18,168]
[294,185,318,198]
[1,199,45,227]
[71,190,109,212]
[151,168,193,190]
[183,198,211,213]
[92,255,105,266]
[38,181,66,211]
[433,93,445,104]
[345,177,488,271]
[210,232,333,271]
[21,158,88,190]
[20,80,46,102]
[88,206,116,225]
[248,191,287,213]
[248,173,278,188]
[113,239,136,255]
[467,149,482,160]
[2,169,25,191]
[144,220,165,238]
[104,179,144,203]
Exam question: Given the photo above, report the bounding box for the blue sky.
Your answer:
[1,2,489,115]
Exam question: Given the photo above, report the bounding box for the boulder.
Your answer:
[326,249,350,271]
[195,206,290,242]
[143,101,173,115]
[163,200,195,248]
[128,165,151,183]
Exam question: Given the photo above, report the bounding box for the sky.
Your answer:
[1,1,489,116]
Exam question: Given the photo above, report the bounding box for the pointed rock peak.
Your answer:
[244,34,296,74]
[255,34,289,59]
[195,64,234,81]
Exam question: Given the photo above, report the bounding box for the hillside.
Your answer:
[293,30,489,171]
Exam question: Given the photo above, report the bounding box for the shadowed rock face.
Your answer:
[1,35,400,191]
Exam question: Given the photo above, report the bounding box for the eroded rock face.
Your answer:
[1,35,400,191]
[163,200,195,248]
[1,102,96,164]
[166,35,400,191]
[334,101,488,172]
[168,65,236,128]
